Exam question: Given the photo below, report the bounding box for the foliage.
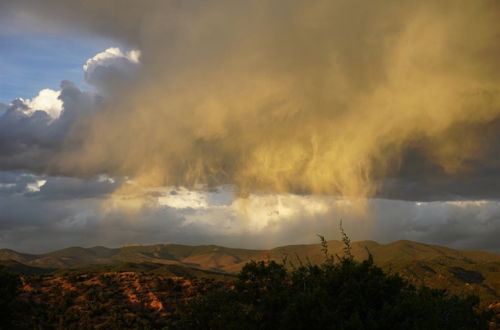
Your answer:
[175,237,491,330]
[0,266,22,329]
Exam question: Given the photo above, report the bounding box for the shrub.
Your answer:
[175,235,490,330]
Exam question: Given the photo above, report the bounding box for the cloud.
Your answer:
[0,175,499,253]
[83,47,140,90]
[369,199,500,253]
[23,88,63,119]
[0,103,7,117]
[0,172,119,250]
[2,0,499,201]
[0,44,142,175]
[0,82,97,173]
[0,0,499,253]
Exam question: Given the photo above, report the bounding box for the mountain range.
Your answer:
[1,240,499,304]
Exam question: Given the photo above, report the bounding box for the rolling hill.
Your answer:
[2,240,500,304]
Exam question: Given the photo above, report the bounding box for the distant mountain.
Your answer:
[2,240,500,303]
[0,260,54,275]
[0,249,37,263]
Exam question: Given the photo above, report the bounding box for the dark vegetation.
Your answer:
[2,265,230,329]
[0,229,498,329]
[0,265,23,329]
[175,232,492,330]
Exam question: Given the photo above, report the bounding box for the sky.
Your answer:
[0,33,111,102]
[0,0,499,253]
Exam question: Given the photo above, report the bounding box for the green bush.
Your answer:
[175,236,491,330]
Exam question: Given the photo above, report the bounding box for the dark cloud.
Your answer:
[0,83,94,173]
[0,103,7,117]
[35,176,121,200]
[0,171,40,195]
[378,176,500,202]
[369,199,500,253]
[0,172,119,250]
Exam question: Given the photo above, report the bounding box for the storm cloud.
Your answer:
[0,0,497,201]
[0,0,499,253]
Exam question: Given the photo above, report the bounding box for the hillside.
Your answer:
[14,268,229,329]
[2,240,500,304]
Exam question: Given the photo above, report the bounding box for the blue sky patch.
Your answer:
[0,32,113,103]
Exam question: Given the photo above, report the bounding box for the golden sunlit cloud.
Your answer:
[4,0,500,201]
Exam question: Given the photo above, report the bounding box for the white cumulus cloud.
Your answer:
[22,88,63,119]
